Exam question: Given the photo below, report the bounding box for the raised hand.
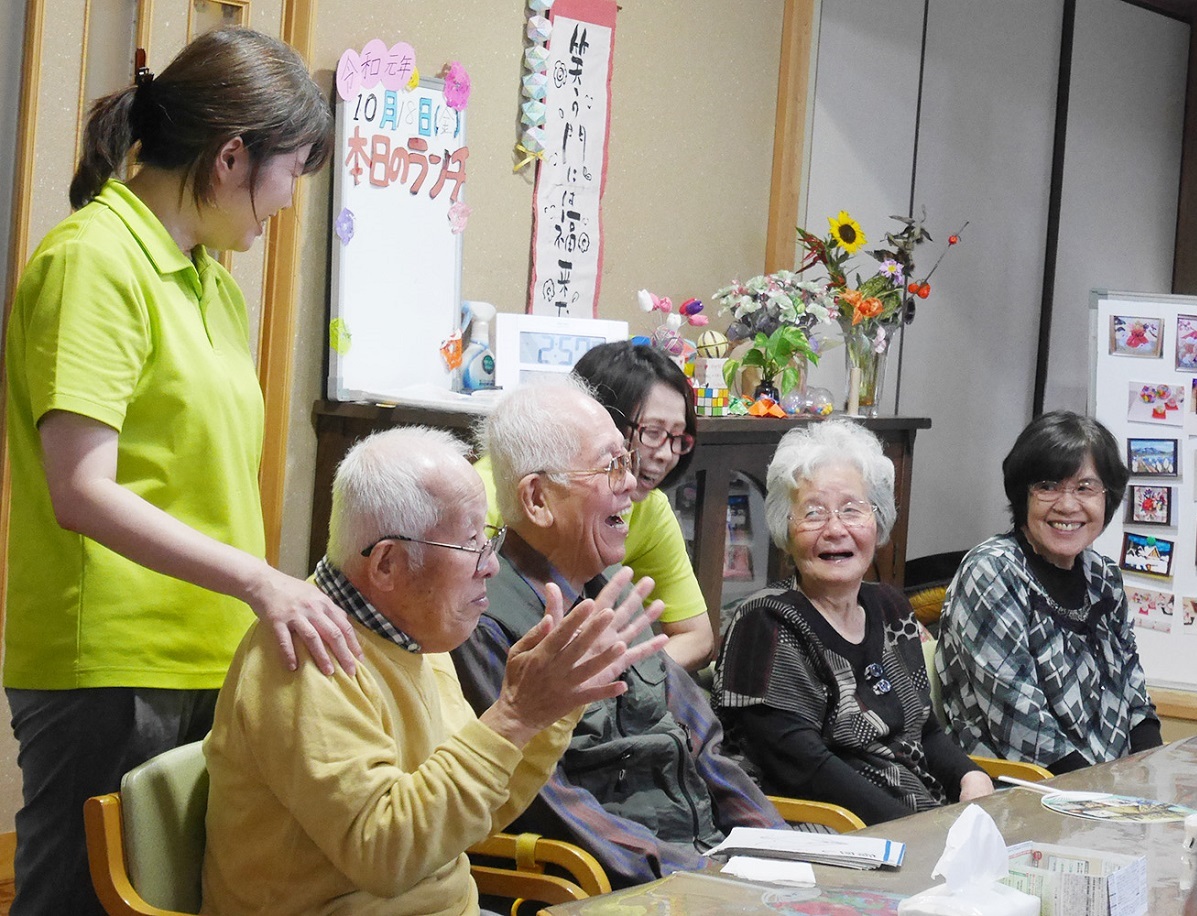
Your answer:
[480,570,667,747]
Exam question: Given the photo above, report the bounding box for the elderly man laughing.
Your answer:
[201,427,665,915]
[453,378,786,889]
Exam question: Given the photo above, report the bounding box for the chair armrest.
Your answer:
[468,831,610,897]
[969,755,1053,782]
[766,796,865,832]
[83,794,186,916]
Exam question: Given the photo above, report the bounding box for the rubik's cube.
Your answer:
[694,385,730,417]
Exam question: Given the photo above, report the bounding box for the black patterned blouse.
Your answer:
[714,579,980,826]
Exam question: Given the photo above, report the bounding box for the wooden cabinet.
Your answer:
[309,401,930,642]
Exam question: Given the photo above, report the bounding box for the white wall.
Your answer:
[806,0,1187,562]
[1048,0,1187,411]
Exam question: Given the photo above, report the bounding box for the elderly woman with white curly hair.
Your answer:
[713,419,992,825]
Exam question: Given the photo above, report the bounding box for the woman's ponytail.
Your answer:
[68,86,137,210]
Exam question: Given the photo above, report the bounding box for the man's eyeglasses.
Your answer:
[1029,479,1106,503]
[634,424,695,456]
[553,450,640,493]
[360,525,506,574]
[791,500,877,531]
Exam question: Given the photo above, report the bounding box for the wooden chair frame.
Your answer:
[767,795,866,832]
[84,791,609,915]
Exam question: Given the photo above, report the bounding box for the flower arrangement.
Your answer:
[798,208,966,338]
[712,271,837,397]
[795,208,965,415]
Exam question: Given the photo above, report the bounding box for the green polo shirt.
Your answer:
[4,179,262,689]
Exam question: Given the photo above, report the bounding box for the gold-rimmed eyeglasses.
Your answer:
[360,524,506,574]
[791,500,877,531]
[549,450,640,493]
[1028,479,1106,503]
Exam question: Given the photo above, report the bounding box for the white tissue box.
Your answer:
[1001,842,1148,916]
[897,882,1040,915]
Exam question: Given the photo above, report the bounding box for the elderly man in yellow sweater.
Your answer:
[200,427,666,915]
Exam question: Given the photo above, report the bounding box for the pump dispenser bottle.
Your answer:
[461,300,497,391]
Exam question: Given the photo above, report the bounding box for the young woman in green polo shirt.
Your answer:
[4,28,361,914]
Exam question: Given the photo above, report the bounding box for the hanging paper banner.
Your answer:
[528,0,617,318]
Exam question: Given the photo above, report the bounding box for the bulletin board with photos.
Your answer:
[1090,291,1197,690]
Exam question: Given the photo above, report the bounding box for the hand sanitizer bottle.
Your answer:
[461,301,497,391]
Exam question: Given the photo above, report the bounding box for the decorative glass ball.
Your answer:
[805,386,834,417]
[780,392,806,415]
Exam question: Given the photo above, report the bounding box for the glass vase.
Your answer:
[843,322,897,417]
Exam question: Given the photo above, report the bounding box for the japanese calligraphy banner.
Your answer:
[328,57,468,401]
[528,0,617,318]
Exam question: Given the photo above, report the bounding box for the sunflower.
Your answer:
[828,210,867,253]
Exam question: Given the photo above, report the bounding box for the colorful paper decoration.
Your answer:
[443,61,471,111]
[527,15,552,42]
[522,71,548,99]
[520,99,546,125]
[335,40,418,101]
[334,208,355,245]
[448,201,472,235]
[329,318,352,355]
[440,330,463,370]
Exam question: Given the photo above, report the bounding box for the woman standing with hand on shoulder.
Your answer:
[4,28,361,914]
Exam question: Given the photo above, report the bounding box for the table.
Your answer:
[547,736,1197,913]
[309,401,930,643]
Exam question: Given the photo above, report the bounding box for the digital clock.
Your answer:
[495,314,629,390]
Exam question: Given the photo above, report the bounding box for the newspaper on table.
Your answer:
[1002,842,1147,916]
[709,827,906,870]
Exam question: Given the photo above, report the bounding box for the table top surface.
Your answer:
[547,736,1197,913]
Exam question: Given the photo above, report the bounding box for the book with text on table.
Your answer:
[709,827,906,869]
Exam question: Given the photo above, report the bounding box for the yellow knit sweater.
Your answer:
[201,620,578,915]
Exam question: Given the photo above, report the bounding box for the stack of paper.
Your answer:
[709,827,906,870]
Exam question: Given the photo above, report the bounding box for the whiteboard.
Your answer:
[327,78,466,402]
[1090,290,1197,691]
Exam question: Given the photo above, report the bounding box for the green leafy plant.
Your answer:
[722,324,818,396]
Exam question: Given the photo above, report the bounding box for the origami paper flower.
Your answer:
[443,61,470,111]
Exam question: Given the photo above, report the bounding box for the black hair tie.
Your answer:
[130,48,155,142]
[134,47,153,89]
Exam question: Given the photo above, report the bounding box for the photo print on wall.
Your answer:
[1127,382,1185,426]
[1178,314,1197,370]
[1127,438,1179,476]
[1120,532,1175,579]
[1110,315,1163,357]
[1126,485,1173,526]
[1128,586,1174,633]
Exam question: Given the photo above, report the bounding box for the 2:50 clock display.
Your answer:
[518,331,607,366]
